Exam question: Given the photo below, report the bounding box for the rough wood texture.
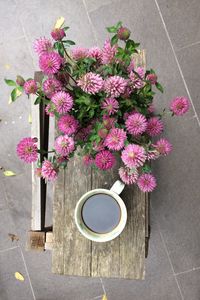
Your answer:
[26,231,45,251]
[52,50,148,279]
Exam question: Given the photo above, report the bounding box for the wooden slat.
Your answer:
[31,72,43,231]
[63,154,92,276]
[91,159,121,278]
[52,170,65,274]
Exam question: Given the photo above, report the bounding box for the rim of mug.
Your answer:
[74,188,127,242]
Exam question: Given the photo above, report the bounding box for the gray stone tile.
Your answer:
[88,0,195,118]
[0,209,18,251]
[152,117,200,274]
[0,37,35,176]
[0,247,34,300]
[177,43,200,119]
[0,181,8,211]
[23,250,103,300]
[176,269,200,300]
[84,0,114,12]
[156,0,200,50]
[0,0,24,46]
[3,172,32,247]
[102,218,181,300]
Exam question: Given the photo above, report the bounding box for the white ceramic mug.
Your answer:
[74,180,127,242]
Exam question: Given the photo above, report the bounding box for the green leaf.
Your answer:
[116,21,122,30]
[106,26,117,33]
[111,34,118,46]
[34,96,41,105]
[63,26,69,31]
[155,82,164,93]
[142,165,152,173]
[3,170,16,177]
[4,79,16,86]
[63,40,75,45]
[10,88,22,102]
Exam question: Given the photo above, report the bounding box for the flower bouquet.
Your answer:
[5,18,190,193]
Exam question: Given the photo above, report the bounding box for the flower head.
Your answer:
[51,91,73,114]
[121,144,146,168]
[95,150,116,170]
[146,117,164,137]
[71,47,88,60]
[101,98,119,115]
[87,47,102,61]
[129,67,145,89]
[43,78,62,98]
[33,37,53,56]
[58,114,79,135]
[83,154,94,166]
[146,73,157,84]
[39,52,63,75]
[153,138,172,156]
[117,27,131,41]
[45,103,56,117]
[104,76,127,98]
[170,96,190,116]
[24,79,37,94]
[41,160,58,181]
[77,72,103,94]
[119,166,138,184]
[54,135,75,156]
[16,137,38,163]
[16,75,25,86]
[125,113,147,136]
[146,150,160,161]
[137,173,157,192]
[51,28,66,41]
[104,128,126,151]
[101,39,117,64]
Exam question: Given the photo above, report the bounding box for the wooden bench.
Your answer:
[52,50,150,280]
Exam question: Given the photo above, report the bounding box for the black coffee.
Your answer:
[81,193,121,234]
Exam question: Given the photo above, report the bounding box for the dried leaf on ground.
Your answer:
[54,16,65,29]
[8,233,19,242]
[102,295,108,300]
[28,113,32,124]
[15,272,24,281]
[3,170,16,177]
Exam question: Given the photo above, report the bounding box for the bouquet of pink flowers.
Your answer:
[5,18,190,192]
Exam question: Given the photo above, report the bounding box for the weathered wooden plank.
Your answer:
[119,186,145,279]
[52,169,65,274]
[63,153,92,276]
[91,159,121,278]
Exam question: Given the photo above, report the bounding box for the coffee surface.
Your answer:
[81,193,121,234]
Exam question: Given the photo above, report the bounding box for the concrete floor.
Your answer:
[0,0,200,299]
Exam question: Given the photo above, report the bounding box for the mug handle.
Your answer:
[110,180,125,195]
